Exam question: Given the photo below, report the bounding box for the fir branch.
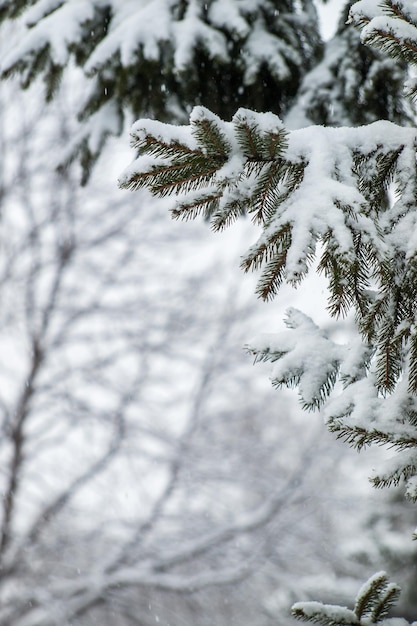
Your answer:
[371,583,401,622]
[375,329,403,394]
[125,158,225,197]
[405,406,417,428]
[264,161,306,221]
[234,118,266,160]
[249,162,285,224]
[211,198,246,231]
[354,146,403,210]
[354,572,390,620]
[248,160,306,225]
[292,603,358,626]
[271,371,302,391]
[191,116,231,159]
[256,248,290,301]
[362,28,417,66]
[233,109,288,161]
[371,460,417,490]
[241,224,292,274]
[385,1,412,26]
[329,423,417,452]
[171,191,223,221]
[246,346,287,365]
[300,366,340,411]
[319,244,362,319]
[408,333,417,393]
[359,290,390,344]
[293,574,405,626]
[264,131,285,161]
[135,135,204,160]
[353,573,401,623]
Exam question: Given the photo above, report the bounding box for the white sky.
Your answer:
[315,0,343,40]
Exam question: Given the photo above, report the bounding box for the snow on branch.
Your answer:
[292,601,359,626]
[247,308,342,411]
[350,1,417,87]
[120,107,417,293]
[292,572,405,626]
[121,106,417,497]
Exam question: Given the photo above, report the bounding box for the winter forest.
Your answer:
[1,0,417,624]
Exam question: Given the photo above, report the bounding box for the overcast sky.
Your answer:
[315,0,343,39]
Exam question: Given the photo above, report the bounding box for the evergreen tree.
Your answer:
[119,1,417,620]
[0,0,322,181]
[120,0,417,501]
[286,1,408,128]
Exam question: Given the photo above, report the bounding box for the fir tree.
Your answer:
[286,1,408,128]
[0,0,322,181]
[118,7,417,620]
[120,0,417,506]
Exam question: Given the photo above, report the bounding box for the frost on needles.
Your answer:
[120,97,417,500]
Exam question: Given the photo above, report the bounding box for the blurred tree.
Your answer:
[0,0,322,180]
[0,80,356,626]
[285,1,409,129]
[0,1,410,182]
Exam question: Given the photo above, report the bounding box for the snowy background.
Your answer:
[0,2,416,625]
